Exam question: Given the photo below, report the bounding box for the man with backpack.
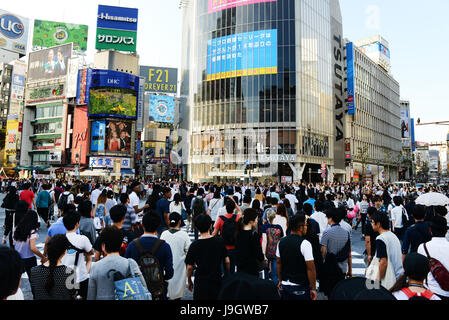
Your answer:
[191,188,208,241]
[212,199,241,275]
[417,216,449,300]
[402,205,432,259]
[58,185,74,217]
[61,211,94,300]
[125,212,174,300]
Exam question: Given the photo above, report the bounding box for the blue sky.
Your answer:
[2,0,447,143]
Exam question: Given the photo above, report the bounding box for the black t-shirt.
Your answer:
[185,237,228,281]
[235,230,264,276]
[376,239,387,259]
[364,220,378,257]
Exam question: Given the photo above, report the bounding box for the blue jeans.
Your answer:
[281,284,311,300]
[269,259,278,284]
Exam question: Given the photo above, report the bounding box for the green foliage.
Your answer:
[89,88,137,117]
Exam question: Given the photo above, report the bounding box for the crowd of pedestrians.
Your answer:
[1,178,449,301]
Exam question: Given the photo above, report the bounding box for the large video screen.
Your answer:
[89,87,137,118]
[105,120,132,153]
[207,29,277,81]
[86,69,139,119]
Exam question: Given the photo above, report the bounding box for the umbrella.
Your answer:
[329,277,396,301]
[415,192,449,207]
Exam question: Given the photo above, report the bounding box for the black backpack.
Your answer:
[133,239,166,300]
[402,207,414,229]
[220,215,238,246]
[58,193,69,211]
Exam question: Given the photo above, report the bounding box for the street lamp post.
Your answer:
[160,148,164,181]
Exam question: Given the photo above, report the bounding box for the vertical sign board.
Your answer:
[72,106,89,165]
[91,120,106,152]
[331,4,346,171]
[411,118,416,152]
[346,42,356,115]
[137,77,145,131]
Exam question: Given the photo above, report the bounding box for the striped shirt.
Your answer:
[122,204,137,230]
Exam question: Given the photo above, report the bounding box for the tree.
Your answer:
[356,145,370,184]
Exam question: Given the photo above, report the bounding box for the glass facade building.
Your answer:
[181,0,343,182]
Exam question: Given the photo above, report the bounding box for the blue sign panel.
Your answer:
[97,5,138,31]
[85,69,139,119]
[207,29,277,81]
[91,120,106,152]
[148,95,175,124]
[411,118,416,152]
[346,42,356,115]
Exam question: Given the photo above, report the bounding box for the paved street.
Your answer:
[0,194,367,300]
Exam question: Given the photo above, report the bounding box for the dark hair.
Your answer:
[243,195,252,204]
[99,226,124,253]
[226,200,236,214]
[390,253,431,293]
[45,234,70,295]
[169,212,182,228]
[107,190,114,199]
[271,197,278,205]
[371,212,390,230]
[413,205,426,220]
[174,193,181,205]
[236,208,259,238]
[289,214,307,232]
[430,216,448,237]
[63,212,81,231]
[245,189,252,197]
[393,196,403,207]
[373,195,382,203]
[194,214,212,233]
[367,207,378,217]
[303,203,313,217]
[13,211,39,242]
[197,188,204,197]
[78,200,93,218]
[251,199,261,210]
[0,246,23,300]
[119,193,129,205]
[110,205,127,223]
[142,212,161,233]
[435,206,448,217]
[325,208,342,224]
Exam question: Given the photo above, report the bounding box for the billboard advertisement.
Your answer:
[72,106,89,165]
[149,95,175,123]
[411,118,416,152]
[0,10,30,55]
[27,43,73,82]
[91,120,106,152]
[208,0,276,13]
[207,29,277,81]
[346,42,356,115]
[96,5,138,52]
[76,69,88,105]
[5,118,19,154]
[401,109,410,139]
[97,5,138,31]
[10,60,26,103]
[85,69,139,119]
[140,66,178,94]
[137,77,145,131]
[26,84,65,104]
[89,157,131,169]
[96,28,137,52]
[105,120,132,153]
[32,19,88,51]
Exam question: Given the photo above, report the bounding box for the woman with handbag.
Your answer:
[2,186,19,246]
[235,208,266,277]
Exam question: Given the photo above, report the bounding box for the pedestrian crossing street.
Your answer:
[24,222,367,280]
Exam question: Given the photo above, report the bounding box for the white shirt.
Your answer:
[391,205,407,228]
[208,198,223,222]
[91,189,102,206]
[7,288,24,300]
[276,238,314,286]
[61,232,92,283]
[310,211,329,241]
[129,192,140,210]
[285,194,299,214]
[169,201,186,214]
[418,238,449,297]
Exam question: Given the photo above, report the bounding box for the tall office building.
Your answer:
[345,38,401,183]
[180,0,346,182]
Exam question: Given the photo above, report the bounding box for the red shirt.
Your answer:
[214,213,242,250]
[20,190,35,209]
